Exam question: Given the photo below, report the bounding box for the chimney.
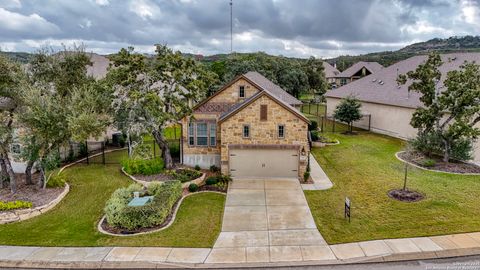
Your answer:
[333,62,337,69]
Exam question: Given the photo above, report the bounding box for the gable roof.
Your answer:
[218,90,310,124]
[325,53,480,109]
[336,61,383,78]
[323,62,340,78]
[243,71,303,106]
[193,71,302,110]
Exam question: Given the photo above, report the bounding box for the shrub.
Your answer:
[122,158,164,175]
[450,138,474,161]
[132,144,153,159]
[303,171,310,182]
[169,168,202,183]
[421,159,436,167]
[104,181,181,230]
[217,174,232,183]
[169,142,180,157]
[189,183,199,192]
[205,176,218,185]
[46,172,66,188]
[194,165,201,171]
[209,165,220,173]
[308,121,318,131]
[310,130,319,142]
[0,200,33,211]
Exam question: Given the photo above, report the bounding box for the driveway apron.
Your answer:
[206,178,327,263]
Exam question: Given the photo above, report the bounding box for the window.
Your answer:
[188,122,195,146]
[209,124,216,146]
[239,85,245,98]
[196,123,208,146]
[278,125,285,138]
[260,105,267,121]
[243,125,250,138]
[340,78,347,86]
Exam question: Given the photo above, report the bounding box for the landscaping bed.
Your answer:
[0,173,64,208]
[398,151,480,174]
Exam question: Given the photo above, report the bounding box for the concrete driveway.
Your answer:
[206,178,331,263]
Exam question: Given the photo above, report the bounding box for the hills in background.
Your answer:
[2,36,480,71]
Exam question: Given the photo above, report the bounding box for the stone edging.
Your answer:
[121,167,206,188]
[0,148,128,225]
[312,140,340,148]
[0,184,70,224]
[396,151,480,176]
[97,191,226,237]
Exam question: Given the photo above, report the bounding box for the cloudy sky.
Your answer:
[1,0,479,58]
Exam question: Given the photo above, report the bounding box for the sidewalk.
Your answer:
[1,232,480,268]
[302,154,333,190]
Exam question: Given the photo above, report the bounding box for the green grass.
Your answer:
[306,132,480,244]
[0,150,225,247]
[301,103,326,116]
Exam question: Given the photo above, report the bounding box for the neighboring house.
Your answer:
[325,53,480,164]
[323,62,340,84]
[180,71,310,179]
[334,61,383,87]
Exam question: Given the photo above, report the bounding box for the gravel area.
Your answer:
[0,173,64,207]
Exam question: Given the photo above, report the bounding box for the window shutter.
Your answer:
[260,105,267,121]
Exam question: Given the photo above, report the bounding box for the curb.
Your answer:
[395,151,480,176]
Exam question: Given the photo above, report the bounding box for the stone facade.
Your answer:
[181,74,309,178]
[181,78,262,169]
[219,95,309,178]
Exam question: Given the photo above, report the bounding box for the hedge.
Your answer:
[104,181,182,230]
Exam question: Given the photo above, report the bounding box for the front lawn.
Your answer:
[306,132,480,244]
[0,150,225,247]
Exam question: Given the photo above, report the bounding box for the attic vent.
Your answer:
[379,81,384,85]
[451,57,457,61]
[372,79,377,82]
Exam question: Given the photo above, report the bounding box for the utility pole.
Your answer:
[230,0,233,53]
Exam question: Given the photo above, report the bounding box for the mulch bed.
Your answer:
[0,173,64,207]
[198,184,228,193]
[399,151,480,174]
[388,189,424,202]
[133,173,174,182]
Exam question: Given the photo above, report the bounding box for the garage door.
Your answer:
[229,148,299,178]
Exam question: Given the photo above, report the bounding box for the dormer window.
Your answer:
[239,86,245,98]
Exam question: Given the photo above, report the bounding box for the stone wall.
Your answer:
[220,95,309,178]
[212,78,259,103]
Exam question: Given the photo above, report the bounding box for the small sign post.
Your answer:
[345,197,351,223]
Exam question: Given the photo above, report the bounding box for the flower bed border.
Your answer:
[395,151,480,176]
[121,167,206,188]
[97,191,225,237]
[0,184,70,224]
[0,148,127,224]
[312,139,340,148]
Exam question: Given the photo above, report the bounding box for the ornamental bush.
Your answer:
[104,181,182,230]
[188,183,199,192]
[169,168,202,183]
[205,176,218,185]
[121,158,164,175]
[0,200,33,211]
[46,172,66,188]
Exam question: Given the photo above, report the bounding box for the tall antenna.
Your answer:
[230,0,233,53]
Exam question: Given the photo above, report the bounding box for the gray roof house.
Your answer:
[325,53,480,164]
[334,61,383,86]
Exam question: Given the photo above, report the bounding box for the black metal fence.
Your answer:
[315,115,372,133]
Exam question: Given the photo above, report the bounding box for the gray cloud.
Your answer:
[0,0,479,58]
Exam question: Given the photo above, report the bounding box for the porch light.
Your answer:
[301,146,306,156]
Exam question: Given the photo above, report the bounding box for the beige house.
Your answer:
[180,71,310,179]
[323,62,340,84]
[334,61,383,87]
[325,53,480,164]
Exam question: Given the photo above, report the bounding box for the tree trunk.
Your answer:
[0,155,8,189]
[25,159,35,185]
[38,164,46,189]
[152,130,173,169]
[443,139,450,163]
[1,150,16,193]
